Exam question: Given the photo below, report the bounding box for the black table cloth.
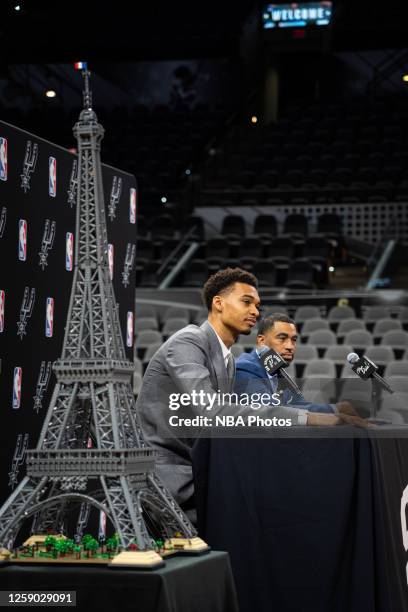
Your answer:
[0,551,239,612]
[193,432,408,612]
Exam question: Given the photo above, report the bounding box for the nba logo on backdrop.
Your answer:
[66,232,74,271]
[45,297,54,337]
[108,244,114,280]
[130,188,136,224]
[0,290,4,332]
[0,137,7,181]
[49,156,57,197]
[12,367,22,409]
[18,220,27,261]
[126,311,133,347]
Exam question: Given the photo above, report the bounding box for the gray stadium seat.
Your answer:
[239,329,260,350]
[328,305,356,321]
[388,378,408,393]
[134,317,159,333]
[365,345,394,366]
[307,330,337,348]
[384,360,408,377]
[336,319,366,339]
[134,357,143,375]
[339,364,359,378]
[135,304,157,319]
[303,359,336,378]
[343,330,373,350]
[397,306,408,323]
[375,409,405,424]
[381,330,408,350]
[325,345,354,365]
[231,343,245,358]
[380,392,408,417]
[133,371,143,396]
[142,342,163,363]
[135,330,163,349]
[263,306,289,317]
[162,317,189,337]
[363,305,390,324]
[294,305,321,323]
[193,308,207,325]
[162,307,190,322]
[293,345,318,364]
[302,375,336,403]
[302,318,330,336]
[284,362,296,379]
[338,377,372,412]
[373,318,402,339]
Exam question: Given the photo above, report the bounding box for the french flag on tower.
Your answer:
[74,61,88,70]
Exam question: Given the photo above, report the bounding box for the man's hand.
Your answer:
[336,401,359,416]
[307,412,341,426]
[337,413,373,428]
[306,411,372,428]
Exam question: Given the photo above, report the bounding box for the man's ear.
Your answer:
[212,295,223,313]
[257,334,265,347]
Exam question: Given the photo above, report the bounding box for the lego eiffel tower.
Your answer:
[0,69,198,558]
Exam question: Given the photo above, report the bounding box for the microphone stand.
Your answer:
[370,378,391,424]
[371,377,381,420]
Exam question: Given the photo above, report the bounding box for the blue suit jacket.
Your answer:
[234,349,333,414]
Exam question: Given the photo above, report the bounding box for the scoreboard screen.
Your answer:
[262,2,332,29]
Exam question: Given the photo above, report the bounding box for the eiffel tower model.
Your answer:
[0,69,203,565]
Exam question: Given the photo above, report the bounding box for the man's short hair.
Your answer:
[202,267,258,311]
[257,313,296,335]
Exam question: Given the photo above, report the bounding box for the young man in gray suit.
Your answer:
[136,268,344,514]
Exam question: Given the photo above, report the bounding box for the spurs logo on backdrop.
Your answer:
[0,137,8,181]
[18,219,27,261]
[122,243,136,287]
[12,367,22,409]
[129,188,136,224]
[49,156,57,197]
[126,311,134,347]
[39,219,56,269]
[66,232,74,271]
[8,434,29,489]
[17,287,35,339]
[0,290,5,332]
[0,207,7,238]
[98,511,107,540]
[401,484,408,586]
[67,159,78,207]
[33,361,52,413]
[20,140,38,193]
[108,176,122,220]
[45,297,54,338]
[108,243,114,279]
[75,502,91,542]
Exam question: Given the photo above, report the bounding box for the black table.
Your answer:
[193,431,408,612]
[0,551,239,612]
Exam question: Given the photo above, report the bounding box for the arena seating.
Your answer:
[134,304,408,420]
[202,96,408,204]
[136,211,342,288]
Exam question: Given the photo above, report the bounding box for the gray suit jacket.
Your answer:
[135,320,306,505]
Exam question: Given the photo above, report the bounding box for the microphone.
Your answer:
[259,346,302,395]
[346,352,394,394]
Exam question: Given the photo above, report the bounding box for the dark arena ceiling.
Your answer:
[2,0,408,65]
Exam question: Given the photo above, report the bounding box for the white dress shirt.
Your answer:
[207,322,231,368]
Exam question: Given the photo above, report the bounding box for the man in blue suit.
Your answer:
[235,313,354,415]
